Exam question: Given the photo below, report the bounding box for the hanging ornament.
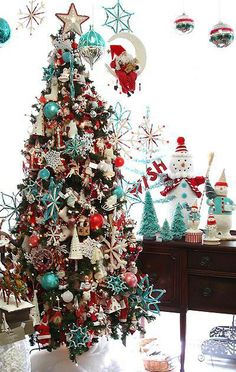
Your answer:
[123,272,137,287]
[32,249,54,272]
[43,102,60,119]
[61,290,74,303]
[0,18,11,47]
[79,25,105,70]
[38,168,50,180]
[41,272,59,290]
[209,22,234,48]
[69,226,83,260]
[114,156,124,167]
[174,13,194,34]
[29,234,39,247]
[17,0,45,36]
[103,0,133,34]
[56,3,89,36]
[90,213,104,230]
[112,186,124,198]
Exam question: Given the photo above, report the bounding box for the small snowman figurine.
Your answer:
[203,214,220,245]
[185,200,203,243]
[206,169,236,240]
[160,137,205,222]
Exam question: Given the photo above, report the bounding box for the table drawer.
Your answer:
[140,251,181,310]
[188,275,236,313]
[188,249,236,273]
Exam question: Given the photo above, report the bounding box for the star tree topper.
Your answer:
[56,3,89,36]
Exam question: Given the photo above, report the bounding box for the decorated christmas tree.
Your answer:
[171,203,187,240]
[0,4,165,363]
[160,219,173,241]
[139,190,161,239]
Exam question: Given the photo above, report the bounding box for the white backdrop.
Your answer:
[1,0,236,228]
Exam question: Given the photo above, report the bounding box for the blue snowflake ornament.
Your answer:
[64,133,94,159]
[106,275,128,295]
[66,324,90,349]
[103,0,133,34]
[41,177,63,222]
[130,275,166,314]
[42,64,55,81]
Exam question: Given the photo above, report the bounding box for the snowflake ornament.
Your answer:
[103,0,133,34]
[41,178,63,222]
[130,275,166,314]
[81,237,101,260]
[17,0,45,35]
[44,150,63,172]
[64,133,94,160]
[106,275,128,295]
[0,192,20,230]
[66,324,90,349]
[45,225,62,246]
[102,228,127,272]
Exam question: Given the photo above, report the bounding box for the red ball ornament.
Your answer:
[29,234,39,247]
[114,156,124,167]
[123,272,138,288]
[71,41,78,49]
[90,213,104,230]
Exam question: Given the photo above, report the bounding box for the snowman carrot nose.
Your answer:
[181,162,185,167]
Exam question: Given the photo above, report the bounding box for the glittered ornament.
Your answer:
[29,234,39,247]
[62,51,73,63]
[43,102,60,119]
[38,168,50,180]
[61,290,74,303]
[112,186,124,199]
[79,25,105,69]
[32,249,53,272]
[114,156,124,167]
[0,18,11,47]
[209,22,234,48]
[90,213,104,230]
[174,13,194,34]
[41,272,59,290]
[123,272,137,287]
[90,110,97,118]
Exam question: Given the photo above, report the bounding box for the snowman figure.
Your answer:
[185,200,203,243]
[160,137,205,221]
[206,169,236,240]
[203,214,220,245]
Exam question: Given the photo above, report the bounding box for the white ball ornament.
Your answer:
[61,290,74,303]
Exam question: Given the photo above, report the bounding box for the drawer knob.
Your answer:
[200,256,211,266]
[202,287,213,297]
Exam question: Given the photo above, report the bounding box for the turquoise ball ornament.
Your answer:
[113,186,124,199]
[39,168,50,180]
[62,51,72,63]
[43,101,60,119]
[79,25,105,69]
[41,272,59,290]
[0,18,11,47]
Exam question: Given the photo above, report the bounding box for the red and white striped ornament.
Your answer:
[175,13,194,34]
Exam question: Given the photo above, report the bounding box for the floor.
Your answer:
[30,311,236,371]
[140,311,236,372]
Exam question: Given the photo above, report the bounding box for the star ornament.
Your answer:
[130,275,166,314]
[56,3,89,36]
[103,0,133,34]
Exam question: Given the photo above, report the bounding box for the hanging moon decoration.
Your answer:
[105,32,146,77]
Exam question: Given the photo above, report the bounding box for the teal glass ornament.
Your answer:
[113,186,124,199]
[41,272,59,290]
[39,168,50,180]
[62,51,72,63]
[43,102,60,119]
[0,18,11,47]
[79,25,105,69]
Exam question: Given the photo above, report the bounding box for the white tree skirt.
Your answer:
[30,337,145,372]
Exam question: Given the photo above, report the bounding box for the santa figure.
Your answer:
[206,169,236,240]
[160,137,205,221]
[109,45,139,97]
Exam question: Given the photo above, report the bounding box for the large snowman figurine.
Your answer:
[160,137,205,221]
[206,169,236,240]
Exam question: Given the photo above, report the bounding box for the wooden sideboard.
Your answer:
[140,239,236,372]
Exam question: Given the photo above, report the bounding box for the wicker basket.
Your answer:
[143,358,170,371]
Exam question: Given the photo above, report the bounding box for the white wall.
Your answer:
[1,0,236,228]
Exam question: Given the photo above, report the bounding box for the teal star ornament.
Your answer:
[103,0,133,34]
[130,275,166,314]
[56,3,89,36]
[106,275,128,295]
[66,324,90,349]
